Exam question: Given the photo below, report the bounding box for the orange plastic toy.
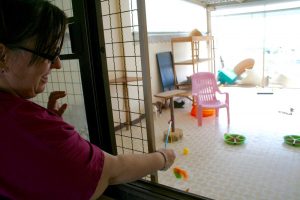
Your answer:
[173,167,189,181]
[190,104,214,117]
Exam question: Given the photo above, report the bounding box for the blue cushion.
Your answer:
[156,52,175,91]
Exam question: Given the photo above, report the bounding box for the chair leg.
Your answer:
[226,107,230,124]
[215,108,219,117]
[197,106,202,126]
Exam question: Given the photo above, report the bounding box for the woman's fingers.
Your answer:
[48,91,66,101]
[47,91,67,116]
[57,103,68,116]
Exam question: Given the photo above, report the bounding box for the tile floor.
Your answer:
[153,87,300,200]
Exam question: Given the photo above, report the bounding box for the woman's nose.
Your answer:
[50,57,61,69]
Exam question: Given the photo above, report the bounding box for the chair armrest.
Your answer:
[216,89,227,95]
[216,91,229,105]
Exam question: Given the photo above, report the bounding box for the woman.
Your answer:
[0,0,176,199]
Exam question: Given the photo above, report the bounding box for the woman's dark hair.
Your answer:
[0,0,67,63]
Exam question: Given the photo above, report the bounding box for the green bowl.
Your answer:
[284,135,300,147]
[224,133,246,145]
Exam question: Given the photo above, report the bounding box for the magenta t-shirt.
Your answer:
[0,91,104,200]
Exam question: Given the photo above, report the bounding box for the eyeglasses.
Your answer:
[7,45,61,64]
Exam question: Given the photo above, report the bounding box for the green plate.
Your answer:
[284,135,300,147]
[224,133,246,145]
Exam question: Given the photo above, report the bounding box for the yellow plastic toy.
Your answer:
[183,147,189,155]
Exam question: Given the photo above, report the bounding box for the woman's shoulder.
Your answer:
[0,91,41,107]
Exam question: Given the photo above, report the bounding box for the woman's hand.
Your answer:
[47,91,68,116]
[156,148,176,171]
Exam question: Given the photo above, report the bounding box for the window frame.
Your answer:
[75,0,212,199]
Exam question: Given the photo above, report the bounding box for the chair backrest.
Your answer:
[192,72,219,102]
[156,52,175,91]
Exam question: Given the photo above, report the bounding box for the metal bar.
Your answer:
[137,0,157,183]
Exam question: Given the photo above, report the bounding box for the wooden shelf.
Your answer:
[176,83,191,87]
[171,35,215,88]
[174,58,213,65]
[109,76,142,130]
[109,77,142,84]
[171,36,214,43]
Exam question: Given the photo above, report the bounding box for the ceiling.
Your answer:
[185,0,253,7]
[198,0,245,6]
[185,0,298,8]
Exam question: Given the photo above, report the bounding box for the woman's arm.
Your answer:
[90,149,176,199]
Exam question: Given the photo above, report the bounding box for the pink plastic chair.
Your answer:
[192,72,230,126]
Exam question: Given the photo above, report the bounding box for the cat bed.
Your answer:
[224,133,246,145]
[284,135,300,147]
